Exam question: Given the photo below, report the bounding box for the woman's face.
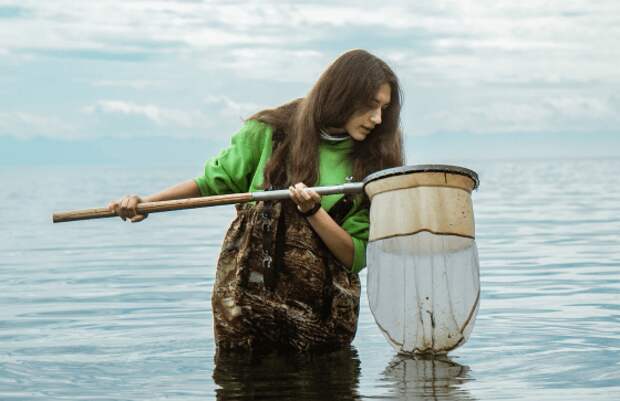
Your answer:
[344,83,392,141]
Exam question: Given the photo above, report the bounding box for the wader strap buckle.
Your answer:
[262,255,273,271]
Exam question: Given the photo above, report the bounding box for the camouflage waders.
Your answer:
[211,196,361,352]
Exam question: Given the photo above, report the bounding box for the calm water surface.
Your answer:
[1,159,619,400]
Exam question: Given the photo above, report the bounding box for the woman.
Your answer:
[109,49,404,351]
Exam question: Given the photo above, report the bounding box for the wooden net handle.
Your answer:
[52,193,254,223]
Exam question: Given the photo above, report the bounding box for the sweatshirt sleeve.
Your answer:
[341,204,370,273]
[194,120,271,196]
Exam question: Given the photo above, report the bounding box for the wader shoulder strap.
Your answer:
[327,195,355,226]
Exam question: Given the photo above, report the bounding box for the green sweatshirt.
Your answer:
[194,119,369,273]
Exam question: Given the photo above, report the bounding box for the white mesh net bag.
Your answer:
[364,165,480,354]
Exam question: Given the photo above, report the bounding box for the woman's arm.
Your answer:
[289,183,354,269]
[142,180,202,202]
[306,209,354,268]
[108,179,201,222]
[108,120,271,223]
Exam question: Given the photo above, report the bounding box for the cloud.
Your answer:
[1,0,618,143]
[90,80,160,90]
[206,48,326,83]
[3,2,614,65]
[0,1,617,88]
[83,100,208,129]
[415,94,620,135]
[0,112,78,139]
[203,95,261,119]
[0,1,300,54]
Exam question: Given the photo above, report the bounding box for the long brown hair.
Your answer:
[251,49,404,188]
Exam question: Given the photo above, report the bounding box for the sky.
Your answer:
[0,0,619,166]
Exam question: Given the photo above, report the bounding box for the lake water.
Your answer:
[1,159,619,400]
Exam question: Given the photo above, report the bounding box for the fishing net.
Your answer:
[364,165,480,354]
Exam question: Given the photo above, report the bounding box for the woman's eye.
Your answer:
[369,101,389,111]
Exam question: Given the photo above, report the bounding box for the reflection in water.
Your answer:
[381,354,476,401]
[213,346,361,400]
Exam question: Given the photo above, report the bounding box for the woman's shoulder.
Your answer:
[232,119,274,145]
[239,118,273,135]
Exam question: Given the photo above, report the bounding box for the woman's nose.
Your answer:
[370,108,382,125]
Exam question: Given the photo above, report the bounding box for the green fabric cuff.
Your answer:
[351,237,367,273]
[193,177,210,197]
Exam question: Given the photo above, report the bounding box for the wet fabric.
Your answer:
[212,199,361,351]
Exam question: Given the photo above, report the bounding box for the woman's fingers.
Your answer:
[294,183,320,202]
[293,183,311,201]
[290,184,306,203]
[308,190,321,203]
[120,197,130,220]
[129,197,139,217]
[288,186,301,204]
[130,214,147,223]
[290,183,321,213]
[107,201,118,212]
[108,195,145,222]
